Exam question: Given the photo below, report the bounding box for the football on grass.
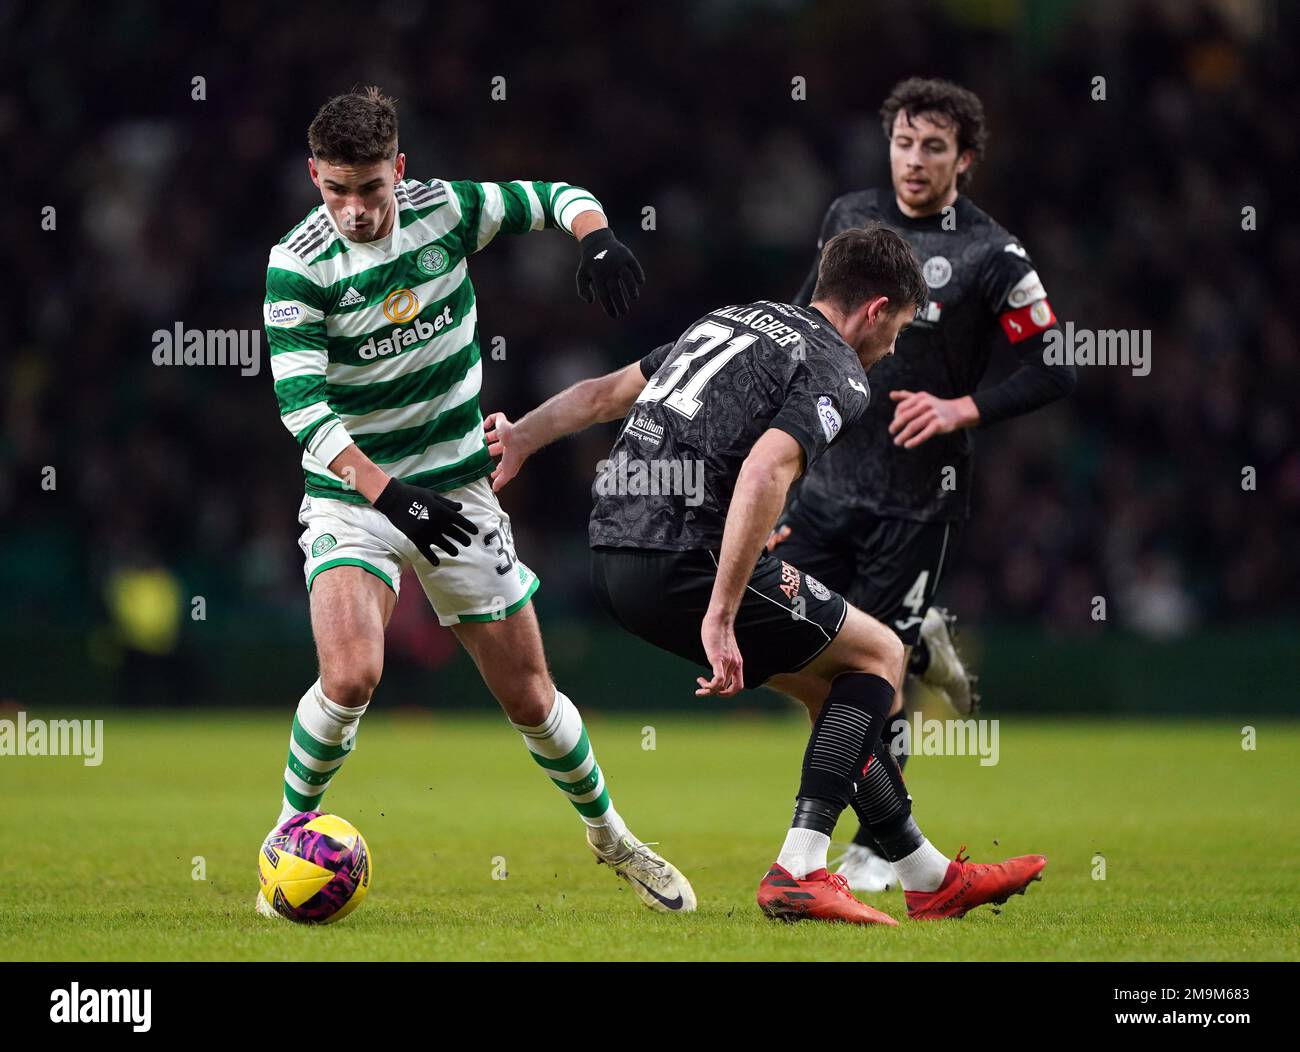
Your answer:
[258,812,371,923]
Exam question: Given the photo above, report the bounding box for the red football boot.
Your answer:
[757,863,899,926]
[905,846,1047,920]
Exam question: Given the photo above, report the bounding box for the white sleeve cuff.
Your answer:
[308,417,355,467]
[553,186,604,234]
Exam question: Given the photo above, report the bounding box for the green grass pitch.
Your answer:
[2,711,1297,961]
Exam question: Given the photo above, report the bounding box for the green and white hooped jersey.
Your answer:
[264,177,603,502]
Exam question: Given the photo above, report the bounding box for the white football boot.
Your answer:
[254,891,283,919]
[833,842,898,893]
[254,825,286,919]
[918,606,978,716]
[587,830,697,914]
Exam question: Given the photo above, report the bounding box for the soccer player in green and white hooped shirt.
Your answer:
[257,87,695,917]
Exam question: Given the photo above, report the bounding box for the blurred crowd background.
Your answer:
[4,0,1297,708]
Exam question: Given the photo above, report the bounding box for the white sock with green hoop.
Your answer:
[512,689,630,852]
[275,680,367,829]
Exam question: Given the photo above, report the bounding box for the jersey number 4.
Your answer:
[637,321,757,419]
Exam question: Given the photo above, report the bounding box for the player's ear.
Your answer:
[307,156,319,186]
[956,149,974,176]
[863,294,891,327]
[393,152,406,181]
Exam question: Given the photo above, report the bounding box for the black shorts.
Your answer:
[775,498,956,646]
[590,546,848,689]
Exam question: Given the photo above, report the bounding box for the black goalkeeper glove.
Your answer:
[575,227,645,318]
[372,478,478,565]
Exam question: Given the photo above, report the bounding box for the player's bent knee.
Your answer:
[320,654,383,708]
[495,674,555,727]
[837,609,906,684]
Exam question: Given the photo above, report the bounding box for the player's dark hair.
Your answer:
[811,225,927,315]
[880,77,987,190]
[308,86,399,164]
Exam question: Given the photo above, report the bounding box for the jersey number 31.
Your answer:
[636,321,757,419]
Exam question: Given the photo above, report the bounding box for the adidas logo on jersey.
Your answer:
[339,286,365,307]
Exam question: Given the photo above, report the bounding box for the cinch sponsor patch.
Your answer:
[817,396,842,442]
[999,299,1056,343]
[265,300,309,327]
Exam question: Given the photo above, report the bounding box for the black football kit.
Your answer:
[783,189,1076,645]
[589,300,870,686]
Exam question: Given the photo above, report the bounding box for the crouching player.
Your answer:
[485,227,1046,923]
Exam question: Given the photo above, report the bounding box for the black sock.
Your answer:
[851,826,885,850]
[849,738,924,862]
[791,672,895,836]
[850,708,910,848]
[892,704,910,773]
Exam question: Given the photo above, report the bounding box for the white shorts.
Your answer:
[297,477,539,626]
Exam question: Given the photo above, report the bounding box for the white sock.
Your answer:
[892,838,951,892]
[513,688,629,851]
[587,804,631,853]
[276,680,367,829]
[776,827,831,879]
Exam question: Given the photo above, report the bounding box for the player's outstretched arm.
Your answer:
[484,362,647,492]
[699,428,806,698]
[451,179,644,317]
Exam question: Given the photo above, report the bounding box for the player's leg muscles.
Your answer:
[311,565,396,705]
[769,642,909,722]
[451,600,551,724]
[800,603,906,687]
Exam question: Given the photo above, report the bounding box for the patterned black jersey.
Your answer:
[794,190,1071,522]
[589,301,870,551]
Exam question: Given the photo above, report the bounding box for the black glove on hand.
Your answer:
[575,227,645,318]
[372,478,478,565]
